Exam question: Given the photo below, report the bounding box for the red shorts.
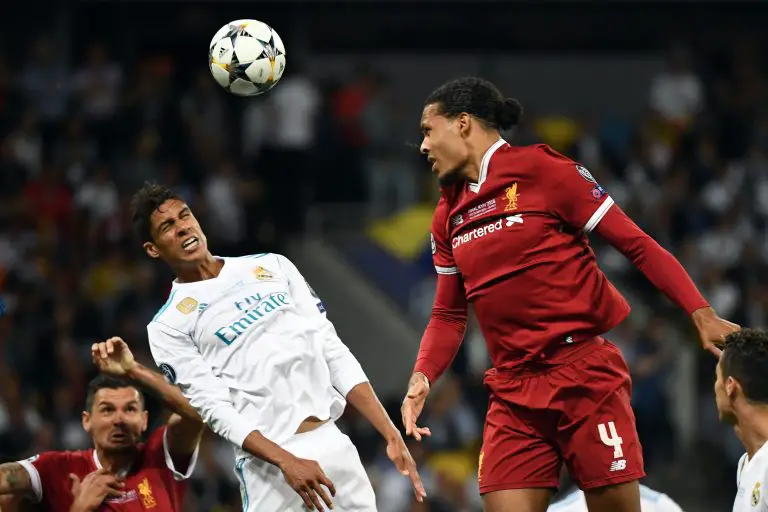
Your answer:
[478,337,645,494]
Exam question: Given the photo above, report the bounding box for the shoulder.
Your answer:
[228,252,289,274]
[139,427,168,462]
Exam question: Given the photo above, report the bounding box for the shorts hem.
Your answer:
[479,480,559,495]
[578,471,646,490]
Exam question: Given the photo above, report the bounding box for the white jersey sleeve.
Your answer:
[276,254,369,395]
[148,319,254,448]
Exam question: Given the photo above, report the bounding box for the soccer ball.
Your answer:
[208,19,286,97]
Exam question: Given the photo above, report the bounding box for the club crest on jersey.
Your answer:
[253,266,274,281]
[138,477,157,509]
[503,183,519,211]
[752,482,761,506]
[176,297,198,314]
[576,164,597,183]
[451,214,464,226]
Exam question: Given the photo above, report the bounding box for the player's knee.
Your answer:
[583,480,641,512]
[482,488,551,512]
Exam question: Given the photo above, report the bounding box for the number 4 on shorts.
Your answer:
[597,421,624,459]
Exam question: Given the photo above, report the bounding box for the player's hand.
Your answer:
[279,455,336,510]
[386,434,427,502]
[91,337,136,376]
[692,307,741,357]
[69,469,124,512]
[401,372,432,442]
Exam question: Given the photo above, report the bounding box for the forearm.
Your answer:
[0,463,32,497]
[346,382,400,442]
[413,274,468,385]
[241,430,296,469]
[596,206,709,315]
[126,363,201,422]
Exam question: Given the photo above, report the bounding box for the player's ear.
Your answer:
[143,241,161,259]
[725,376,740,399]
[82,411,91,434]
[457,112,471,138]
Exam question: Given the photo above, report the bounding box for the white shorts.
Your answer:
[234,422,377,512]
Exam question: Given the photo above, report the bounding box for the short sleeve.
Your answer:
[140,426,200,482]
[538,145,615,233]
[17,452,73,503]
[432,196,458,275]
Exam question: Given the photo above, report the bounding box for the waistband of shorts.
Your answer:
[488,336,605,378]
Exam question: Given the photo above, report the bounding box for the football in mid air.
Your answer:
[208,19,286,97]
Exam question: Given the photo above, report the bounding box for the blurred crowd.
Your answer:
[0,23,766,512]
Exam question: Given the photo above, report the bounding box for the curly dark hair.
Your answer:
[130,182,181,243]
[424,77,523,131]
[85,374,145,412]
[721,328,768,403]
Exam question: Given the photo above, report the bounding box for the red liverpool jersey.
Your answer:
[17,427,195,511]
[431,140,631,369]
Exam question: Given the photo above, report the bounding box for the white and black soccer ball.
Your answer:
[208,19,286,97]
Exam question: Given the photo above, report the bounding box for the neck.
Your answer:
[175,252,223,283]
[734,405,768,458]
[95,445,136,475]
[464,132,502,183]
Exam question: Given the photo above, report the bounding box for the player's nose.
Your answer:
[419,139,430,155]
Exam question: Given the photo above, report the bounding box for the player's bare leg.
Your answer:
[583,480,641,512]
[482,488,552,512]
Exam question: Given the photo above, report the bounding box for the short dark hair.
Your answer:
[424,77,523,131]
[721,328,768,403]
[130,182,181,243]
[85,374,145,412]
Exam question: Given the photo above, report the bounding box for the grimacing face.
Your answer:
[419,103,471,186]
[144,199,208,264]
[82,387,148,453]
[714,359,736,424]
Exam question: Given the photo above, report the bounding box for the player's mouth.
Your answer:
[181,236,200,252]
[427,157,437,172]
[110,431,129,442]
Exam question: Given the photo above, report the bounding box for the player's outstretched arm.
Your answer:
[346,383,427,502]
[402,272,467,440]
[593,205,740,355]
[92,337,204,462]
[0,463,33,498]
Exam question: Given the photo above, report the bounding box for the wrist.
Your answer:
[412,372,430,390]
[691,306,715,325]
[124,361,141,378]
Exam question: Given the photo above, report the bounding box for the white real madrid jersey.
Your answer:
[734,442,768,512]
[147,253,368,457]
[549,485,684,512]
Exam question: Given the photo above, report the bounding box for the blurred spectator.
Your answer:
[649,44,703,131]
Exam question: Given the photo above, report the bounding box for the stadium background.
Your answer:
[1,2,766,510]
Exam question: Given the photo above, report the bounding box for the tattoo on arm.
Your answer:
[0,463,32,496]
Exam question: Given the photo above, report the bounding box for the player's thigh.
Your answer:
[315,425,377,511]
[556,340,645,491]
[483,488,552,512]
[583,480,641,512]
[235,457,305,512]
[479,393,561,495]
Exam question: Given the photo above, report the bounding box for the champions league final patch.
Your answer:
[576,164,597,183]
[159,363,177,385]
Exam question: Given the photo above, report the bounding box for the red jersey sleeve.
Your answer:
[537,145,614,233]
[144,426,200,481]
[431,195,458,275]
[18,452,78,504]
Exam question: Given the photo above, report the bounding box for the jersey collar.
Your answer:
[92,449,131,479]
[468,138,507,194]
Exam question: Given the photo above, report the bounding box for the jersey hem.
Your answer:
[577,470,645,490]
[479,479,559,495]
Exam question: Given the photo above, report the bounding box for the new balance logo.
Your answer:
[609,459,627,472]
